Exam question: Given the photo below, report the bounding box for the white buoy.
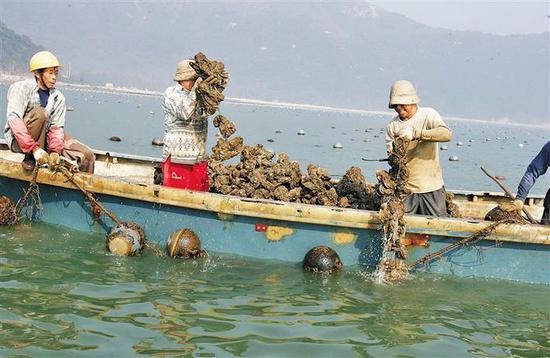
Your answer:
[449,155,459,162]
[333,142,343,149]
[297,130,305,135]
[440,145,448,150]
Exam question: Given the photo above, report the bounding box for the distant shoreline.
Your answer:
[1,73,547,129]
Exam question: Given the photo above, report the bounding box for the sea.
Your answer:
[0,84,549,357]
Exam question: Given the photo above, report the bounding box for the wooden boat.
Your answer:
[0,141,548,284]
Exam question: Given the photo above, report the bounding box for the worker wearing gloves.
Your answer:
[500,141,549,225]
[385,80,452,216]
[4,51,95,173]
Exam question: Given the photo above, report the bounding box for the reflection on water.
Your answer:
[1,223,548,356]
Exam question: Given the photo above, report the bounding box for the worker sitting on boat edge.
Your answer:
[500,141,550,225]
[385,80,452,216]
[161,59,209,191]
[4,51,95,173]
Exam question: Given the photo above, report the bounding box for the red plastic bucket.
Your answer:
[161,156,209,191]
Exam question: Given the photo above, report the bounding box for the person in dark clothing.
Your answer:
[500,141,550,225]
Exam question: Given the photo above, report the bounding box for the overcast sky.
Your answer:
[374,1,549,35]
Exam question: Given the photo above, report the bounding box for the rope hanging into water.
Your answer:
[57,166,122,225]
[15,165,42,217]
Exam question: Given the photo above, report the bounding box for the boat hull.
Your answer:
[1,176,548,284]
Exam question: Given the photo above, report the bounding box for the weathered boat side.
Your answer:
[0,151,548,284]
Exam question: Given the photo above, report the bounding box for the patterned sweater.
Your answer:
[162,84,209,164]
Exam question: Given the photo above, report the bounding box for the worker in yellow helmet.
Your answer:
[4,51,95,172]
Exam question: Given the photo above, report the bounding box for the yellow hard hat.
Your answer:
[29,51,61,72]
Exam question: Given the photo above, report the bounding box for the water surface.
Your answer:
[1,223,548,357]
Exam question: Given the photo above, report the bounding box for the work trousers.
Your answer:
[404,186,448,217]
[11,107,95,174]
[542,188,550,225]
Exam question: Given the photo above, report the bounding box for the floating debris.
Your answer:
[151,138,164,146]
[297,129,305,135]
[302,246,343,274]
[167,228,206,258]
[449,155,459,161]
[109,136,122,142]
[333,142,343,149]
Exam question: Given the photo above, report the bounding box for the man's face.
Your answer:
[180,79,195,91]
[40,67,59,89]
[394,104,417,120]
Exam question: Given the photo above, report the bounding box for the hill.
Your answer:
[0,21,42,72]
[0,2,547,123]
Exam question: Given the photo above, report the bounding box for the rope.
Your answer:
[15,165,41,217]
[408,219,514,269]
[57,166,122,225]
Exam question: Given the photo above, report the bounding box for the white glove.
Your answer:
[32,147,49,165]
[397,127,415,141]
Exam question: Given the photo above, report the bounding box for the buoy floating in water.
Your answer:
[106,222,146,256]
[167,228,206,259]
[151,138,164,146]
[303,246,343,274]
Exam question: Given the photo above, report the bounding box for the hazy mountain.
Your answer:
[0,21,42,72]
[0,1,547,124]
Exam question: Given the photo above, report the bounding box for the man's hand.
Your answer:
[32,147,49,166]
[397,127,415,141]
[499,199,524,212]
[49,152,61,167]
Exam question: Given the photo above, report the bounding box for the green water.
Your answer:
[1,223,548,357]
